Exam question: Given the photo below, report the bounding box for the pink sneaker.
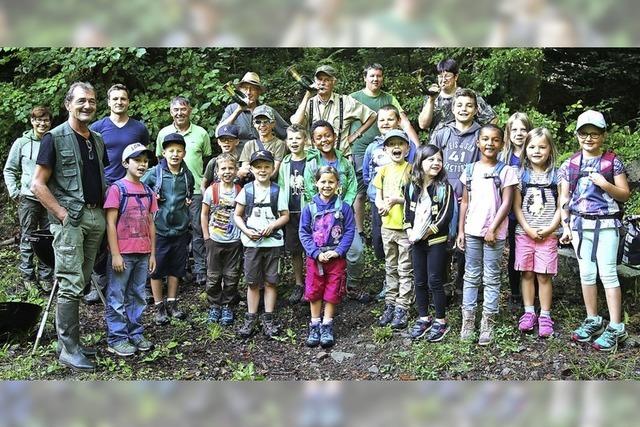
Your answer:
[518,312,537,332]
[538,316,554,337]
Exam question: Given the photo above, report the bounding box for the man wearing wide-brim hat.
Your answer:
[217,71,290,157]
[290,64,377,159]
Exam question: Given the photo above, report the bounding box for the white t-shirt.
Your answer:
[235,183,288,247]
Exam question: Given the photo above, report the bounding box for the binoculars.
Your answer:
[224,82,250,107]
[286,65,317,94]
[413,68,440,97]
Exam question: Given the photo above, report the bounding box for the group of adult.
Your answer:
[4,58,496,371]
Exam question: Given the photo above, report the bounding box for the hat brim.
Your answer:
[124,149,154,162]
[162,139,186,148]
[217,133,239,139]
[383,136,409,145]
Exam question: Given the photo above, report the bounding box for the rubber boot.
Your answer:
[56,299,95,372]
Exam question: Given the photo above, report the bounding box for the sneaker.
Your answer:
[390,307,408,330]
[166,299,186,319]
[410,317,433,339]
[108,340,136,357]
[347,288,371,304]
[571,317,604,342]
[238,313,258,338]
[378,304,395,327]
[154,302,169,325]
[320,322,335,348]
[261,313,280,338]
[288,285,304,304]
[207,305,222,323]
[591,325,628,352]
[538,316,555,338]
[306,322,321,347]
[131,335,154,352]
[220,305,234,326]
[518,312,538,332]
[426,321,451,342]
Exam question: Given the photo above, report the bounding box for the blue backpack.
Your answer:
[114,180,154,224]
[243,181,280,219]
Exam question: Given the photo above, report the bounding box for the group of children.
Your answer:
[103,89,630,356]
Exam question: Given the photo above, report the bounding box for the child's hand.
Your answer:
[246,228,262,240]
[525,226,539,241]
[318,252,330,263]
[148,255,156,274]
[559,230,572,245]
[407,227,415,243]
[111,254,125,273]
[456,234,465,251]
[588,172,608,188]
[261,224,276,238]
[378,205,389,216]
[484,229,497,245]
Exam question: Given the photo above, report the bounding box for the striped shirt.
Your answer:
[515,170,558,235]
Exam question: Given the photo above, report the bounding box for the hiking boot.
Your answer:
[320,322,335,348]
[288,285,304,304]
[390,306,408,330]
[460,309,476,341]
[238,313,258,338]
[195,273,206,287]
[478,312,496,346]
[571,317,605,343]
[409,317,433,340]
[131,335,154,352]
[108,340,137,357]
[207,304,222,323]
[518,312,538,332]
[538,316,555,338]
[261,313,280,338]
[220,305,234,326]
[347,288,371,303]
[592,325,628,352]
[154,302,169,326]
[83,287,102,305]
[306,322,321,347]
[426,321,451,343]
[378,304,395,327]
[166,299,186,319]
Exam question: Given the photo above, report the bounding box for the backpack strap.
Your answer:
[211,181,241,207]
[115,181,153,224]
[336,95,344,150]
[153,164,163,200]
[244,182,280,219]
[308,98,314,132]
[255,137,266,152]
[244,181,255,218]
[269,182,280,218]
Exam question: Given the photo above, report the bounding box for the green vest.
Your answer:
[47,121,106,224]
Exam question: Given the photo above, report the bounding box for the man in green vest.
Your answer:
[31,82,108,372]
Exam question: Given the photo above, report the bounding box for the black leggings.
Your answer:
[413,240,448,319]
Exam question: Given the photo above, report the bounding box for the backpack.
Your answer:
[566,150,624,263]
[114,180,154,224]
[520,168,559,207]
[211,181,242,206]
[622,215,640,268]
[408,181,458,241]
[464,161,506,205]
[307,196,344,250]
[243,181,280,219]
[153,162,193,201]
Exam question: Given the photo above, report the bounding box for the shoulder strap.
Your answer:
[493,161,506,189]
[308,201,317,218]
[465,163,474,191]
[337,95,344,150]
[308,98,314,131]
[269,182,280,218]
[568,151,582,194]
[116,181,153,223]
[520,168,531,196]
[211,181,220,205]
[153,165,162,198]
[184,168,194,200]
[600,150,616,182]
[255,137,266,151]
[244,182,255,218]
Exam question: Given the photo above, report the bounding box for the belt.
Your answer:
[85,203,98,209]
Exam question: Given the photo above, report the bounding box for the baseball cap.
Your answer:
[383,129,410,145]
[162,132,186,149]
[252,104,275,122]
[122,143,153,162]
[216,124,239,139]
[249,149,274,165]
[576,110,607,131]
[314,65,337,78]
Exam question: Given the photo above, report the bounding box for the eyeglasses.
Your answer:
[33,118,51,124]
[576,131,603,140]
[253,119,272,126]
[85,139,95,160]
[438,72,456,81]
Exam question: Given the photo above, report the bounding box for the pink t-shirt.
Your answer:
[460,162,518,240]
[104,178,158,254]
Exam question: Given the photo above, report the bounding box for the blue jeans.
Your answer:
[105,253,149,345]
[462,235,505,314]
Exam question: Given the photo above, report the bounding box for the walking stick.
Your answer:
[32,278,58,355]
